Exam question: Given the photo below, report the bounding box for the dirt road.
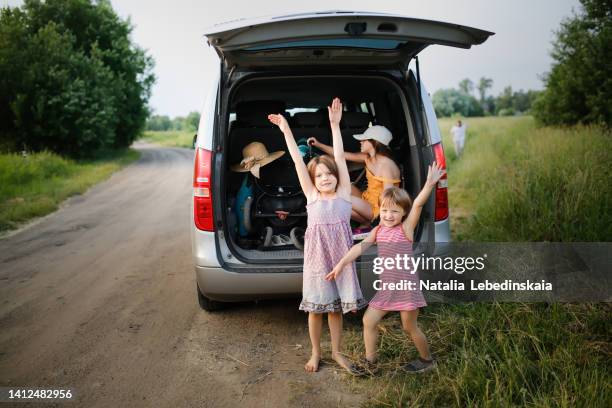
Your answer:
[0,143,365,407]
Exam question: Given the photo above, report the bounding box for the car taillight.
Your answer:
[193,147,214,231]
[432,143,448,221]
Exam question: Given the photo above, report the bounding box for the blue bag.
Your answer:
[235,174,253,237]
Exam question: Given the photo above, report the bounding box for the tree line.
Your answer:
[0,0,154,158]
[432,78,541,118]
[434,0,610,127]
[145,112,201,132]
[0,0,607,161]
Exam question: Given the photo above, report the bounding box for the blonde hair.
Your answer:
[307,155,339,190]
[379,186,412,221]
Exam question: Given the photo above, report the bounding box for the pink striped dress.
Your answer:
[368,224,427,311]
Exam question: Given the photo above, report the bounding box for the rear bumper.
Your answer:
[434,217,451,242]
[196,265,302,302]
[432,218,452,257]
[192,218,451,302]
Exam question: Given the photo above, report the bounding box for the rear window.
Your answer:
[245,38,406,51]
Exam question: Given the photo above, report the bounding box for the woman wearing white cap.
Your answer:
[308,125,401,226]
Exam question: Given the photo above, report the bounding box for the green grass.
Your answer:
[0,148,140,234]
[342,117,611,407]
[138,130,195,148]
[344,303,610,407]
[438,116,611,241]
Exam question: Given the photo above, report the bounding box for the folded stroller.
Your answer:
[235,155,307,250]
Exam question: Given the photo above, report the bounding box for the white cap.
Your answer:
[353,125,393,146]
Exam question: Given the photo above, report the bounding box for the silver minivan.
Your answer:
[191,11,493,310]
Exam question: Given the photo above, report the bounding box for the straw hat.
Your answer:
[230,142,285,178]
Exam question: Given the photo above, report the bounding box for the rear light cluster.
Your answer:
[193,148,214,231]
[432,143,449,221]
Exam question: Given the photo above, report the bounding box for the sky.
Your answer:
[3,0,581,117]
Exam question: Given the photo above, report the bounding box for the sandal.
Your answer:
[401,357,437,374]
[355,357,379,376]
[345,362,368,377]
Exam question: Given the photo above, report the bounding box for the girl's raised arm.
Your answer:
[268,113,316,199]
[403,162,446,237]
[328,97,352,198]
[325,226,379,281]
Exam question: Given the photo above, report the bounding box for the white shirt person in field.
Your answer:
[450,120,467,158]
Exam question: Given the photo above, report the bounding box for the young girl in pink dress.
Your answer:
[326,163,446,374]
[268,98,366,375]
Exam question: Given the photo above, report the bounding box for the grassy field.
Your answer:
[0,148,140,235]
[342,116,611,407]
[438,116,611,241]
[342,303,610,407]
[138,130,195,149]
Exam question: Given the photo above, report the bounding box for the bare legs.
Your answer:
[305,312,323,372]
[400,309,432,360]
[328,311,353,372]
[305,311,356,374]
[362,307,431,363]
[350,185,373,225]
[362,307,388,362]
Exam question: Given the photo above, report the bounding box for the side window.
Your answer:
[358,101,377,126]
[369,102,376,117]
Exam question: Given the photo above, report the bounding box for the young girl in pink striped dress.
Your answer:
[326,162,446,374]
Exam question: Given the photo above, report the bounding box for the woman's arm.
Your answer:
[308,139,368,163]
[268,113,316,199]
[328,98,351,197]
[402,162,446,237]
[325,226,379,281]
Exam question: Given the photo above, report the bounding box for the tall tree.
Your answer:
[477,77,493,110]
[458,78,474,95]
[533,0,611,126]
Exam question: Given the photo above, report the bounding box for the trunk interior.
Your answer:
[220,74,423,264]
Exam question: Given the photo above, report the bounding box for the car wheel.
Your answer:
[196,284,226,311]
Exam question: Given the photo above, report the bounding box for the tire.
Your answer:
[196,284,226,311]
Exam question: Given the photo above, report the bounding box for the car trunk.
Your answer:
[205,11,493,265]
[218,73,424,264]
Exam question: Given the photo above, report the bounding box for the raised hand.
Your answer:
[268,113,290,134]
[306,137,319,147]
[426,161,446,187]
[328,97,342,126]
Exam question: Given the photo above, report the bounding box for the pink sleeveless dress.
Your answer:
[368,224,427,311]
[299,194,367,314]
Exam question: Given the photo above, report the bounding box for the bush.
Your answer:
[0,0,155,158]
